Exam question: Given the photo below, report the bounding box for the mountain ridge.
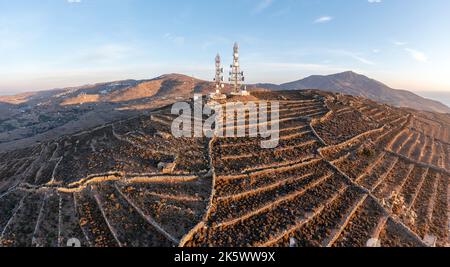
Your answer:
[253,71,450,114]
[1,71,449,114]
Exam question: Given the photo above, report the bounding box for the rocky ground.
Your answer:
[0,90,448,247]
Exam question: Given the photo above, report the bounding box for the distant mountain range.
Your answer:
[1,71,449,115]
[253,71,450,114]
[1,71,449,150]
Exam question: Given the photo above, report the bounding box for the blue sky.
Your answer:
[1,0,450,94]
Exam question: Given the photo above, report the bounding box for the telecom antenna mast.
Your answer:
[229,42,249,96]
[214,54,224,91]
[210,54,227,100]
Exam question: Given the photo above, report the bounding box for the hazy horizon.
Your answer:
[0,70,448,95]
[415,91,450,108]
[1,0,450,93]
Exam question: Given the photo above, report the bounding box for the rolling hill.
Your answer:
[0,74,217,151]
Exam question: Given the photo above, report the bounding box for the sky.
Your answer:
[1,0,450,95]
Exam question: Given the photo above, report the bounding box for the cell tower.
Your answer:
[214,54,224,91]
[229,42,250,96]
[210,54,227,100]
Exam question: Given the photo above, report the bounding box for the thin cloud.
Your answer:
[330,49,375,65]
[67,0,82,3]
[314,16,333,24]
[201,36,230,50]
[270,7,290,18]
[253,0,274,14]
[75,44,134,64]
[352,55,375,65]
[405,48,428,62]
[0,19,38,50]
[393,41,407,46]
[163,33,185,46]
[368,0,382,3]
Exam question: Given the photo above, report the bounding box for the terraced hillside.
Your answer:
[0,110,212,247]
[0,90,448,247]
